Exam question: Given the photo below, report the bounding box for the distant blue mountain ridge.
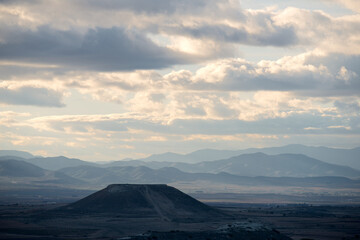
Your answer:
[1,145,360,178]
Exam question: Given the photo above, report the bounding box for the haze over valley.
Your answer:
[1,145,360,239]
[1,145,360,205]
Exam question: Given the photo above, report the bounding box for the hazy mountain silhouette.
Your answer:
[58,165,118,184]
[59,165,193,186]
[2,148,359,180]
[115,145,359,168]
[3,144,359,170]
[2,158,360,205]
[58,164,360,189]
[131,149,243,163]
[185,153,360,177]
[22,156,95,170]
[0,158,45,177]
[107,153,360,178]
[58,165,188,186]
[0,158,84,186]
[0,150,35,159]
[239,144,360,170]
[138,152,186,162]
[61,184,225,221]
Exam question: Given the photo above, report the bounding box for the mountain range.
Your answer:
[0,158,84,189]
[1,147,360,178]
[105,153,360,178]
[106,144,360,170]
[61,184,225,220]
[1,145,360,203]
[1,157,360,191]
[0,153,94,171]
[59,164,360,189]
[0,150,36,159]
[2,144,359,170]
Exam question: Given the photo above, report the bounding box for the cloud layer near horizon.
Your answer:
[0,0,359,160]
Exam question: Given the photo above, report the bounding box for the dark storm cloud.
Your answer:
[0,65,68,81]
[83,0,208,14]
[168,21,298,47]
[0,86,65,107]
[0,0,239,20]
[190,74,314,92]
[0,26,188,71]
[203,73,359,97]
[0,0,40,4]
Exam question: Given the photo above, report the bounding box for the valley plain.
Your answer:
[1,201,359,239]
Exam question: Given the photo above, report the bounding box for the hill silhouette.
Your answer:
[0,150,35,159]
[0,158,85,187]
[0,159,45,177]
[62,184,225,221]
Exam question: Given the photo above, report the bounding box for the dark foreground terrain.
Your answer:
[0,184,291,240]
[0,203,359,239]
[0,202,291,240]
[0,184,359,239]
[218,204,360,240]
[0,204,290,240]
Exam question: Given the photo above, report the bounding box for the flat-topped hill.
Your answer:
[62,184,225,221]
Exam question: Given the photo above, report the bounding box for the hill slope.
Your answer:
[0,158,84,187]
[63,184,225,221]
[0,158,45,177]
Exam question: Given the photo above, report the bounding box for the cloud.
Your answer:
[152,6,360,53]
[1,105,358,161]
[0,0,359,160]
[2,50,358,112]
[1,1,359,61]
[322,0,360,13]
[0,111,30,127]
[0,0,239,23]
[0,26,190,71]
[23,90,357,131]
[334,100,360,116]
[166,11,298,47]
[22,107,358,139]
[340,0,360,12]
[81,0,211,14]
[27,114,130,135]
[164,53,360,96]
[0,86,65,107]
[38,51,356,102]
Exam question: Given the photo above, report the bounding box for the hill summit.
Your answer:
[62,184,224,221]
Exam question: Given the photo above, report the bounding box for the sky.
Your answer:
[0,0,359,162]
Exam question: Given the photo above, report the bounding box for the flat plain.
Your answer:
[1,201,359,239]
